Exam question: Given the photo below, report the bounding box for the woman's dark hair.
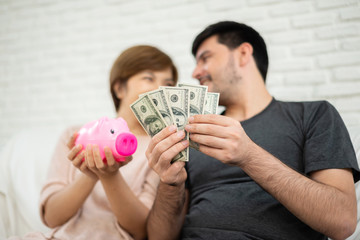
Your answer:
[192,21,269,81]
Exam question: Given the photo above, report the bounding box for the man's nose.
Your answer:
[192,64,203,80]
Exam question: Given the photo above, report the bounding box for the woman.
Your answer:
[35,45,177,239]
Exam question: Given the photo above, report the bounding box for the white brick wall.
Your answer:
[0,0,360,149]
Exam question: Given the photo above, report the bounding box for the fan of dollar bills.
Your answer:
[130,83,220,162]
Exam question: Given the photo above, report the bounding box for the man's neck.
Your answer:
[224,84,273,122]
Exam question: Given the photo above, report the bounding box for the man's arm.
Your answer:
[186,114,357,240]
[242,143,356,240]
[145,125,190,240]
[147,183,189,240]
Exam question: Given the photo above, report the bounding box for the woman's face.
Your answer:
[118,68,175,109]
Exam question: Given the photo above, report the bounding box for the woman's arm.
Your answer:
[85,145,150,240]
[43,174,97,228]
[100,171,149,240]
[42,132,99,228]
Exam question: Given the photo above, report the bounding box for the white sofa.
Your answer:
[0,126,66,238]
[0,125,360,239]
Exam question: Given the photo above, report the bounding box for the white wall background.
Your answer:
[0,0,360,149]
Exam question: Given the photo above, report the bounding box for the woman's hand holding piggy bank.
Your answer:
[75,117,138,162]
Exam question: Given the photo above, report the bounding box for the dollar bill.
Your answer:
[160,86,190,162]
[144,89,175,127]
[132,84,220,162]
[144,89,187,162]
[177,83,207,115]
[130,95,167,137]
[131,95,186,162]
[204,92,220,114]
[177,84,207,149]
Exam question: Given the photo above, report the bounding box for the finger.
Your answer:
[85,145,96,168]
[185,123,230,138]
[104,146,116,167]
[147,125,177,155]
[125,155,133,162]
[118,155,133,167]
[151,130,186,166]
[168,161,186,174]
[92,145,105,169]
[198,144,225,161]
[67,144,83,161]
[189,114,236,126]
[160,161,187,185]
[189,133,226,149]
[79,161,90,172]
[67,132,79,149]
[156,140,189,171]
[72,151,85,168]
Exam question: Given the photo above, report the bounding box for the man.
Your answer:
[145,21,360,240]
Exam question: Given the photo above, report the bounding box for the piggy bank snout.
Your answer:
[115,133,137,156]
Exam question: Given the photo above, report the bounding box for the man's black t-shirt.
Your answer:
[182,98,360,240]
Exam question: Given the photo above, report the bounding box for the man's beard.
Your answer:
[217,55,241,106]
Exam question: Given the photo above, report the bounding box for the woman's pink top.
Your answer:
[33,126,158,240]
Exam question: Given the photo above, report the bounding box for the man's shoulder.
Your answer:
[274,99,336,115]
[275,98,331,108]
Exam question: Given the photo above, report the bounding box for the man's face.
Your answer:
[192,35,240,105]
[192,36,231,91]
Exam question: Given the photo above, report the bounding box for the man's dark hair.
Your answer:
[192,21,269,81]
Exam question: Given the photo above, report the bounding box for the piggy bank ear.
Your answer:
[89,117,109,136]
[98,116,109,124]
[116,117,130,131]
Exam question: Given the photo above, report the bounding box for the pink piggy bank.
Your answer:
[75,117,137,162]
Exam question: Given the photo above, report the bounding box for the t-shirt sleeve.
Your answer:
[39,126,80,225]
[303,101,360,182]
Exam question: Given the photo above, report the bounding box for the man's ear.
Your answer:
[236,42,253,67]
[113,82,126,100]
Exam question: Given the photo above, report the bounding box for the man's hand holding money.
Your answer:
[131,84,220,163]
[145,125,188,186]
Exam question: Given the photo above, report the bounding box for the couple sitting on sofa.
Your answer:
[1,21,359,240]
